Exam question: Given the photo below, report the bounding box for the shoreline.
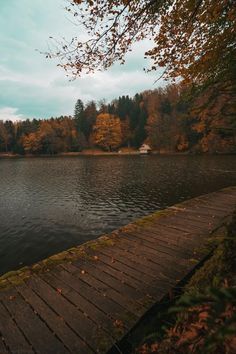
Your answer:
[0,151,235,159]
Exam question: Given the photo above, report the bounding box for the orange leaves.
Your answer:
[49,0,236,86]
[92,113,122,151]
[113,319,124,329]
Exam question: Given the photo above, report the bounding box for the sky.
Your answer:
[0,0,164,121]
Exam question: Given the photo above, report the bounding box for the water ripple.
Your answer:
[0,155,235,275]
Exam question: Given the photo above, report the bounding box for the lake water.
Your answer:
[0,155,236,275]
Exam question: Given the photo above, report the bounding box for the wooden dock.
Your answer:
[0,187,236,353]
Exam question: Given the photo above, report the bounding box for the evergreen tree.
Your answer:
[74,99,85,132]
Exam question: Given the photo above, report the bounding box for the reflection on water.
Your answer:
[0,155,235,275]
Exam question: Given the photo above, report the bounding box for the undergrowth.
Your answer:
[135,211,236,354]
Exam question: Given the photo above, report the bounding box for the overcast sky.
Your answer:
[0,0,164,121]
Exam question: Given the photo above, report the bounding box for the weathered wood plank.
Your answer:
[0,288,66,354]
[119,230,192,262]
[85,250,161,291]
[57,263,137,327]
[123,228,194,258]
[67,260,146,317]
[0,187,235,354]
[27,275,108,353]
[15,280,93,354]
[116,236,188,279]
[0,301,34,354]
[41,270,124,340]
[73,258,150,305]
[0,336,8,354]
[100,246,176,286]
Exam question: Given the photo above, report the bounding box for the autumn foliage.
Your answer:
[49,0,236,87]
[0,82,235,155]
[92,113,122,151]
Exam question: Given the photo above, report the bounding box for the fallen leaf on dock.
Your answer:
[113,319,124,328]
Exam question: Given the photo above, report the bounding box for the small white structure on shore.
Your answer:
[139,143,151,155]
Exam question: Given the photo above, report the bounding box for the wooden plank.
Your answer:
[100,246,176,286]
[192,198,234,213]
[114,243,188,284]
[65,261,146,317]
[26,275,109,353]
[117,235,188,276]
[1,288,67,354]
[41,270,123,340]
[0,188,235,354]
[199,192,236,205]
[84,250,159,289]
[179,196,233,213]
[169,210,213,224]
[218,189,236,199]
[0,301,34,354]
[15,280,89,354]
[136,226,204,262]
[170,209,216,224]
[79,254,151,296]
[148,219,205,236]
[139,229,198,255]
[128,227,195,255]
[172,206,225,220]
[168,213,213,228]
[153,217,207,233]
[62,263,142,319]
[155,215,208,231]
[73,258,149,305]
[140,223,197,243]
[0,336,8,354]
[56,263,136,327]
[170,214,218,230]
[120,229,193,259]
[86,256,166,299]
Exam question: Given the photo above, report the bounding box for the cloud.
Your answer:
[0,107,25,122]
[0,0,165,120]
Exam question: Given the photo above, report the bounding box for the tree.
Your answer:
[83,101,97,139]
[0,121,10,152]
[22,132,42,154]
[74,99,84,130]
[48,0,236,86]
[92,113,122,151]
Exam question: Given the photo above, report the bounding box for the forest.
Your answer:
[0,82,235,155]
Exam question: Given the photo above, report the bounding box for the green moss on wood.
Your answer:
[0,233,118,291]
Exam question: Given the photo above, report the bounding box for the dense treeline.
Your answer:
[0,83,235,155]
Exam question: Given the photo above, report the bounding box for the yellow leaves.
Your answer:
[92,113,122,151]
